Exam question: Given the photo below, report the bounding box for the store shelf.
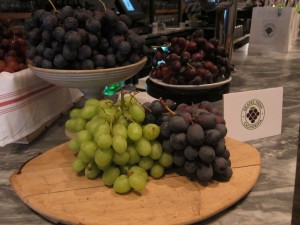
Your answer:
[0,12,31,19]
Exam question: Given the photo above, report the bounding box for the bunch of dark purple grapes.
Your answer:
[25,6,153,69]
[143,99,232,183]
[150,29,234,85]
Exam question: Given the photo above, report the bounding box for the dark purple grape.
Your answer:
[114,20,128,34]
[78,45,92,61]
[85,19,101,34]
[54,54,68,69]
[184,145,198,161]
[173,151,185,167]
[58,6,74,21]
[98,38,109,52]
[24,18,39,31]
[204,129,221,146]
[81,59,94,69]
[118,41,131,55]
[194,113,217,130]
[103,9,118,25]
[36,42,46,56]
[110,35,125,49]
[52,41,63,53]
[106,54,116,67]
[65,31,82,48]
[212,157,228,174]
[87,33,98,48]
[43,48,55,61]
[162,139,175,154]
[160,121,170,138]
[214,166,233,181]
[42,15,58,31]
[215,138,226,156]
[143,112,156,124]
[64,17,78,31]
[214,124,227,138]
[128,35,145,49]
[129,53,140,63]
[184,160,197,174]
[170,133,187,151]
[199,101,214,113]
[150,100,165,116]
[169,116,188,133]
[52,27,66,42]
[31,9,45,24]
[77,28,88,44]
[222,149,230,160]
[119,14,132,27]
[42,30,52,44]
[28,28,42,46]
[115,51,127,63]
[196,163,213,182]
[41,59,53,69]
[186,123,204,147]
[198,145,215,163]
[27,46,36,59]
[93,54,106,67]
[63,44,77,61]
[32,55,43,67]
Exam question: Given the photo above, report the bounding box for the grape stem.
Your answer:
[47,0,58,13]
[159,97,176,116]
[98,0,107,11]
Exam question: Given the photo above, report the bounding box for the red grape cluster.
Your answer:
[25,6,153,70]
[0,18,28,73]
[150,29,234,85]
[143,99,233,183]
[246,107,260,124]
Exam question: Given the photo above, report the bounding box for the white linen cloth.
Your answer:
[0,68,83,147]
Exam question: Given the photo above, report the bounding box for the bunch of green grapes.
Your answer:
[65,95,173,194]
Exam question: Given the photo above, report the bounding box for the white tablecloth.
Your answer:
[0,68,83,147]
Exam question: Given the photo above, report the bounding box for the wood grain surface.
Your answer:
[10,137,261,225]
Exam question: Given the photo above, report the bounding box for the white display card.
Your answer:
[223,87,283,142]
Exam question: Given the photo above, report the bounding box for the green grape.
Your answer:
[127,145,141,164]
[112,135,127,153]
[85,162,100,179]
[129,166,148,181]
[74,118,87,132]
[129,104,145,123]
[143,124,160,140]
[113,151,129,165]
[127,122,142,141]
[113,174,131,194]
[94,148,114,169]
[129,173,146,192]
[135,137,152,156]
[123,95,137,107]
[72,158,87,173]
[159,152,173,168]
[112,123,127,138]
[70,108,81,119]
[81,105,98,120]
[102,166,121,186]
[150,140,163,160]
[65,118,77,132]
[150,163,165,179]
[77,150,92,164]
[85,98,99,107]
[68,138,80,153]
[98,107,118,123]
[98,99,113,108]
[76,130,93,144]
[80,141,97,158]
[86,119,105,134]
[138,156,154,171]
[94,122,110,136]
[115,115,128,127]
[95,134,113,149]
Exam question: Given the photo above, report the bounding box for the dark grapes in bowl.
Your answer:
[149,30,234,90]
[25,6,153,98]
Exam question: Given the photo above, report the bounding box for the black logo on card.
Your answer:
[241,99,265,130]
[262,23,276,38]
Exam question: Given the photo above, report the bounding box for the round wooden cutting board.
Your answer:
[10,137,260,225]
